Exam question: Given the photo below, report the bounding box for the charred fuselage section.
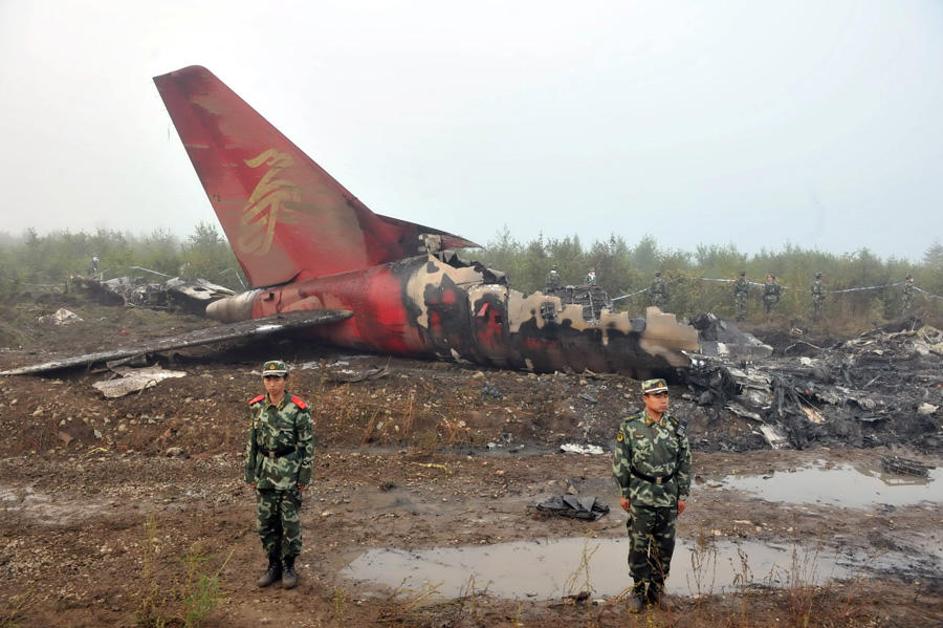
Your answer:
[207,252,699,378]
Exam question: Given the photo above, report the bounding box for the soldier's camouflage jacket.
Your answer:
[810,280,824,298]
[244,393,314,491]
[734,278,750,298]
[612,410,691,508]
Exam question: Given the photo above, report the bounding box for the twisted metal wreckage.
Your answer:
[686,316,943,450]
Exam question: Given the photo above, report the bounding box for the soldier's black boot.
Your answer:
[648,583,670,611]
[628,583,647,614]
[282,555,298,589]
[256,552,282,588]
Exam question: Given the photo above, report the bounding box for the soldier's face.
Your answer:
[263,375,287,397]
[643,391,669,414]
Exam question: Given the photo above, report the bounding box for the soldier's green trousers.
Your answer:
[627,503,677,595]
[257,488,302,558]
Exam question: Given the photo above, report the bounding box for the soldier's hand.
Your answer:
[297,484,306,492]
[247,482,256,490]
[677,499,686,515]
[619,497,631,512]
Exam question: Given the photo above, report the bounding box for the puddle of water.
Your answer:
[721,462,942,508]
[342,537,851,600]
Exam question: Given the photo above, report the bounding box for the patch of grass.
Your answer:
[134,516,231,628]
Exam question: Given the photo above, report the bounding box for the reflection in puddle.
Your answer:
[342,537,850,600]
[721,463,942,508]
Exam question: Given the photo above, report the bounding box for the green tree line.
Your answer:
[469,227,943,324]
[0,222,245,297]
[1,223,941,324]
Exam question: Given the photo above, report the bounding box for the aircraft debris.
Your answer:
[324,365,391,384]
[0,310,351,376]
[686,318,943,451]
[559,443,605,455]
[73,275,236,315]
[92,365,186,398]
[38,308,83,326]
[690,312,773,359]
[880,456,934,478]
[534,495,609,521]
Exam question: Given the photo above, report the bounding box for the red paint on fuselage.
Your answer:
[251,260,430,356]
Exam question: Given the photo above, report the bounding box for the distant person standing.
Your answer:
[585,267,597,286]
[810,272,825,322]
[648,272,669,309]
[733,272,750,321]
[545,265,561,293]
[88,256,100,277]
[901,275,916,313]
[762,274,782,316]
[245,360,314,590]
[613,378,691,612]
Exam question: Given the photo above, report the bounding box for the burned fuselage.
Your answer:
[207,252,699,378]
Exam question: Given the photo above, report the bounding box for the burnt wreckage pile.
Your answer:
[72,275,235,315]
[684,317,943,451]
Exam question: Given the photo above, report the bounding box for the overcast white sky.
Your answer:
[1,1,941,259]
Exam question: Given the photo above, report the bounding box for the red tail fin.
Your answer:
[154,66,477,288]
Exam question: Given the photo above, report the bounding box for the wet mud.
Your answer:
[0,300,942,626]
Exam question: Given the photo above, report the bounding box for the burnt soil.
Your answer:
[0,299,941,627]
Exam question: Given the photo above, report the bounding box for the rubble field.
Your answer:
[0,299,941,627]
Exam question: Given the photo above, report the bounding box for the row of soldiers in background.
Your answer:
[548,265,920,322]
[736,272,917,322]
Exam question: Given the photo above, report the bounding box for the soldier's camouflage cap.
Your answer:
[261,360,288,376]
[641,378,669,394]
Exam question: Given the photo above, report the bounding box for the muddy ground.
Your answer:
[0,299,941,627]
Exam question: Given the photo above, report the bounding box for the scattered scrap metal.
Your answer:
[72,274,235,315]
[323,365,391,384]
[881,455,935,478]
[92,365,187,398]
[685,317,943,451]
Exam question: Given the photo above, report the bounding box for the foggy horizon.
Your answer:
[2,1,941,262]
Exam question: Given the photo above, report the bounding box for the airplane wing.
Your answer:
[0,309,352,376]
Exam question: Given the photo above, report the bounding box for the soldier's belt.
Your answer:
[630,467,677,486]
[259,446,296,458]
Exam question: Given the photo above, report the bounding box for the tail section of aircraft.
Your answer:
[154,66,476,288]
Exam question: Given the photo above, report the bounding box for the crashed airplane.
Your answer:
[2,66,698,377]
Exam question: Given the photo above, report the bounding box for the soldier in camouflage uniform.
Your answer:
[648,272,669,309]
[810,272,825,322]
[585,267,597,286]
[762,273,782,316]
[245,360,315,589]
[733,272,749,321]
[902,275,916,313]
[612,378,691,612]
[545,265,561,293]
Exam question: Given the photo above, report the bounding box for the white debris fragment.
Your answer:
[559,443,605,455]
[917,403,938,416]
[39,308,83,325]
[92,365,186,398]
[757,425,789,450]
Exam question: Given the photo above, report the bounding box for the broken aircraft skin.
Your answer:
[151,65,699,379]
[0,66,696,379]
